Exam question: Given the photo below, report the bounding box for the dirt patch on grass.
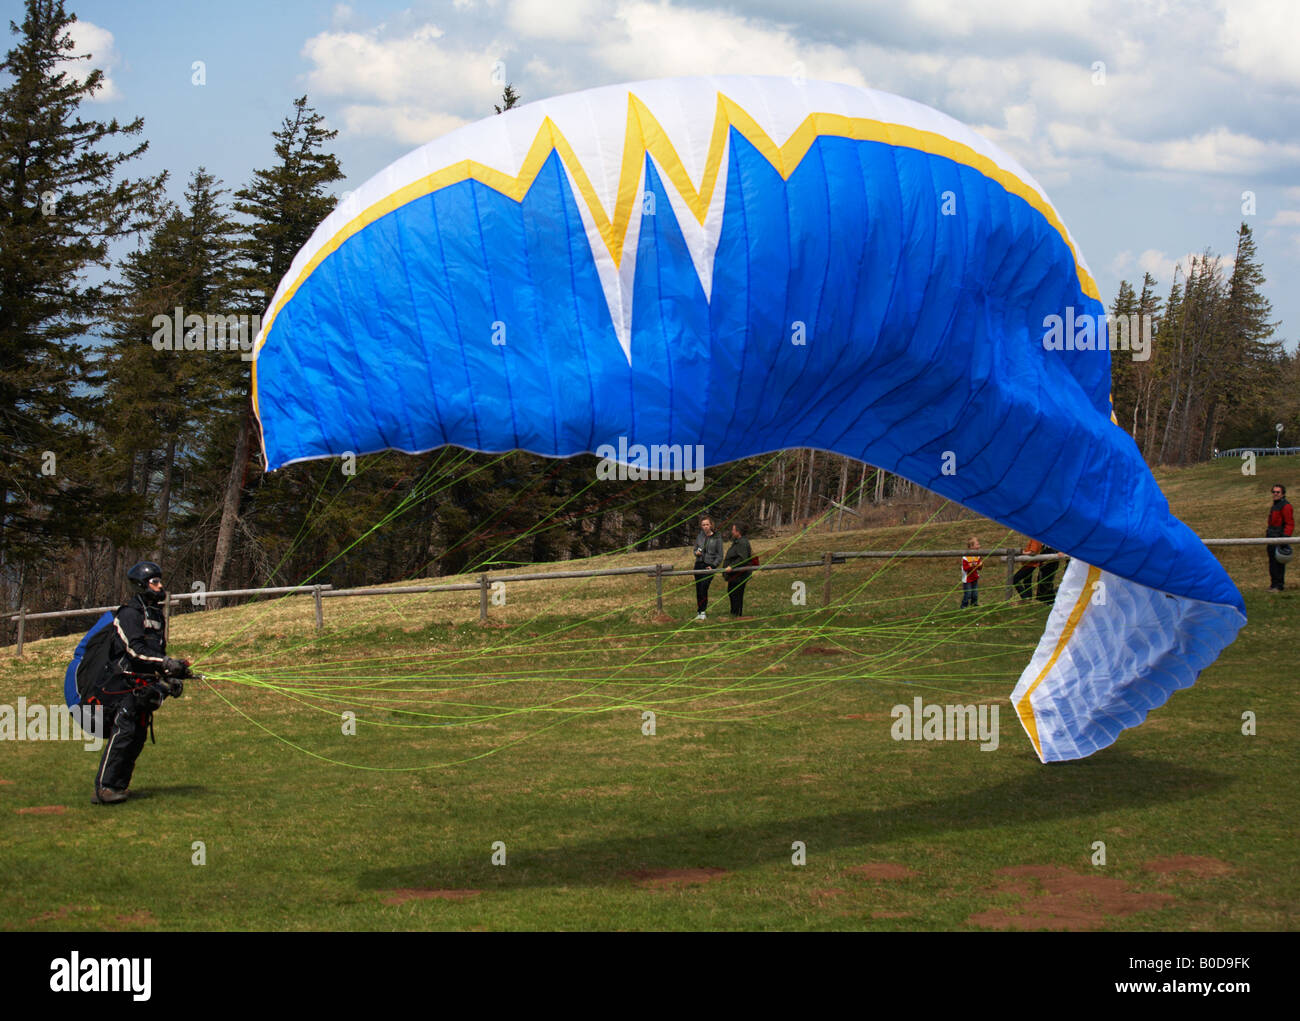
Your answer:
[1143,856,1232,877]
[842,713,888,721]
[846,863,917,880]
[381,888,481,904]
[0,778,14,785]
[114,910,156,926]
[623,867,729,888]
[28,905,81,923]
[16,805,66,815]
[801,646,848,656]
[968,865,1174,931]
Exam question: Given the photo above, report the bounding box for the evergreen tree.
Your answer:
[1109,278,1140,433]
[0,0,161,606]
[1204,223,1279,456]
[494,83,520,114]
[99,169,243,571]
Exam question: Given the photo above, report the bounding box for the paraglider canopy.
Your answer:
[251,76,1245,761]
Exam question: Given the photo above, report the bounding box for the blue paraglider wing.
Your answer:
[251,77,1246,761]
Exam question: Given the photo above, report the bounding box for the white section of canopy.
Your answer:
[1012,558,1246,762]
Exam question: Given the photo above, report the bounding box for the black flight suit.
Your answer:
[90,594,171,794]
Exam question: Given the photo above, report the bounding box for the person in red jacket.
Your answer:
[1266,484,1294,591]
[960,536,982,608]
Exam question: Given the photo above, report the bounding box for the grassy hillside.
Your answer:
[0,458,1294,930]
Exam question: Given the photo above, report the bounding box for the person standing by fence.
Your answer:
[722,522,755,618]
[692,515,724,619]
[1014,538,1043,600]
[1267,484,1294,592]
[960,536,982,608]
[1036,543,1059,602]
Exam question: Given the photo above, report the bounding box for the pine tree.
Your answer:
[494,84,520,114]
[1203,223,1278,457]
[0,0,161,606]
[1109,278,1139,434]
[98,169,243,570]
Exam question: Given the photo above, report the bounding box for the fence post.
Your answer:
[16,608,26,657]
[479,574,489,623]
[655,564,664,612]
[314,585,324,632]
[822,552,833,607]
[1005,548,1016,601]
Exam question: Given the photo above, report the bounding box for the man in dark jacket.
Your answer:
[1036,543,1060,602]
[1267,484,1294,592]
[692,516,724,619]
[1013,538,1043,600]
[722,522,755,617]
[89,562,191,804]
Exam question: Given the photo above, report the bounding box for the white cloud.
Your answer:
[905,0,1101,37]
[302,25,506,142]
[335,105,470,147]
[1137,249,1179,284]
[592,1,867,87]
[60,20,120,102]
[1220,0,1300,88]
[508,0,605,42]
[1041,122,1300,177]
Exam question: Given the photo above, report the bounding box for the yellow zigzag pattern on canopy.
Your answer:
[251,91,1102,424]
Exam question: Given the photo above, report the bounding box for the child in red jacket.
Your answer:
[961,536,983,608]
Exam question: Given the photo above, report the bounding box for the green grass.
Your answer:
[0,459,1295,930]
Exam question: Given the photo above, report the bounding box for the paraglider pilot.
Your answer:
[89,562,192,804]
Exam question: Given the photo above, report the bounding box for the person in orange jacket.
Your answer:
[1014,538,1043,600]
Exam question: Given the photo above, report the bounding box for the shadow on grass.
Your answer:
[125,785,209,799]
[358,751,1231,890]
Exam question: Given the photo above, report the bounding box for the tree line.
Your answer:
[1110,232,1291,464]
[1,0,1292,629]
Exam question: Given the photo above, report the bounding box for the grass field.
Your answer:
[1,460,1295,931]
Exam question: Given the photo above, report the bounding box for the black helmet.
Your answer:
[127,561,165,602]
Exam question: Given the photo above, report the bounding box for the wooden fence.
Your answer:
[2,537,1288,655]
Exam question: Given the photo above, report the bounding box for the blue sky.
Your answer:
[35,0,1300,346]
